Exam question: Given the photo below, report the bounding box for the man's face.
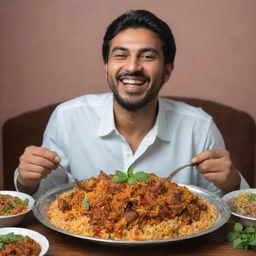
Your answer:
[105,28,173,111]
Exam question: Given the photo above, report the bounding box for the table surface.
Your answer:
[16,213,255,256]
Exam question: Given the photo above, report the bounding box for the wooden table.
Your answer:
[18,213,255,256]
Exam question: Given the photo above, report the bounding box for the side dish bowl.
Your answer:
[0,191,34,227]
[222,188,256,227]
[0,227,49,256]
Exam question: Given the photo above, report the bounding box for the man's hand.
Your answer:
[192,149,241,194]
[17,146,61,194]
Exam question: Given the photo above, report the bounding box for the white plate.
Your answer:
[0,227,49,255]
[0,191,34,227]
[222,188,256,226]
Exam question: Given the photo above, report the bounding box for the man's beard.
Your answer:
[108,71,164,111]
[111,88,160,111]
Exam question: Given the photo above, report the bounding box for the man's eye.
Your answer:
[114,54,127,59]
[141,55,156,60]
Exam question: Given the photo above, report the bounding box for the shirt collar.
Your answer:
[155,97,171,142]
[97,94,117,136]
[97,95,171,142]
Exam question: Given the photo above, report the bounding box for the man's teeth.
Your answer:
[122,79,144,85]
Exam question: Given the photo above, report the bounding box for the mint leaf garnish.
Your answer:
[0,233,24,249]
[112,170,128,183]
[112,167,149,184]
[127,176,137,184]
[133,171,149,183]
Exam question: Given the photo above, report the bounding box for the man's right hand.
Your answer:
[17,146,61,194]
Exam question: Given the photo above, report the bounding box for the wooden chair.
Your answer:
[2,97,255,190]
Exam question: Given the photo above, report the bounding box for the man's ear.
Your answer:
[163,63,174,83]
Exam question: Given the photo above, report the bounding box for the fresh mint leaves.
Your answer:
[112,170,128,183]
[226,222,256,250]
[112,167,149,184]
[0,232,24,249]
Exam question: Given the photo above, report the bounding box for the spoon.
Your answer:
[58,164,85,189]
[167,163,196,180]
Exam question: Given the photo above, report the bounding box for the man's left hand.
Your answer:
[192,149,241,194]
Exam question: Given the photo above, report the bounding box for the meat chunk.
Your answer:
[243,206,252,216]
[107,182,123,194]
[123,210,139,224]
[99,170,111,180]
[126,200,137,209]
[150,180,166,195]
[159,205,170,219]
[166,190,182,205]
[58,198,70,211]
[179,214,191,224]
[97,196,111,207]
[82,178,97,192]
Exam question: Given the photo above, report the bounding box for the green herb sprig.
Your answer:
[0,232,25,249]
[226,222,256,250]
[82,198,90,210]
[112,167,149,184]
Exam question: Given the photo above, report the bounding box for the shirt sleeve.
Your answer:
[14,168,68,199]
[239,172,250,189]
[42,107,69,166]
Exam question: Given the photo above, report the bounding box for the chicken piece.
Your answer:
[82,178,97,192]
[166,190,182,205]
[57,198,70,211]
[107,182,123,194]
[123,209,139,224]
[150,180,166,195]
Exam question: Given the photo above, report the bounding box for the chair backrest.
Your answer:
[2,97,256,190]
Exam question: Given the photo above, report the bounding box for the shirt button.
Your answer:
[126,152,131,157]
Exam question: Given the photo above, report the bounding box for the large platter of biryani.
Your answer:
[33,168,230,246]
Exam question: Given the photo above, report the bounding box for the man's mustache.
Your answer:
[116,72,150,82]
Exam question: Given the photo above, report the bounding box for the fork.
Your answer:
[167,163,196,180]
[58,163,85,189]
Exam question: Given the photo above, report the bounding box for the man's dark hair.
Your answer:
[102,9,176,64]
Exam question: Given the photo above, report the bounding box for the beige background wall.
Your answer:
[1,0,255,189]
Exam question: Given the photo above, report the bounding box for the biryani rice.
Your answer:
[47,171,217,240]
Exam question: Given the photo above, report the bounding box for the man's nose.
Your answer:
[124,56,143,73]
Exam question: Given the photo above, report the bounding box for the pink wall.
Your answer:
[1,0,256,189]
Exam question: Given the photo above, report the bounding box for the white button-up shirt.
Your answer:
[14,93,249,198]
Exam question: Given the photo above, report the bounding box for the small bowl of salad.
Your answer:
[0,191,34,227]
[223,188,256,227]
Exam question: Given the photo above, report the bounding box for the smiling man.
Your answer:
[15,10,248,198]
[105,27,173,153]
[106,28,171,111]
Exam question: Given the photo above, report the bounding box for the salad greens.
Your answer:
[247,193,256,203]
[0,196,29,216]
[0,232,25,249]
[230,192,256,218]
[226,222,256,250]
[112,167,149,184]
